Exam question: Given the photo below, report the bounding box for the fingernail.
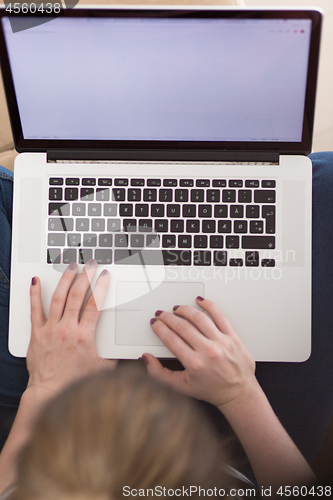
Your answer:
[142,354,149,366]
[68,262,77,271]
[101,269,109,276]
[155,310,163,317]
[86,258,96,266]
[31,277,36,286]
[150,318,157,324]
[196,296,204,301]
[173,305,180,311]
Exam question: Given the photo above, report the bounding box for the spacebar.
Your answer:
[114,249,192,265]
[242,236,275,249]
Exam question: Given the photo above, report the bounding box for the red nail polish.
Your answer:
[196,296,204,301]
[173,305,180,311]
[150,318,157,324]
[155,310,163,317]
[31,277,36,286]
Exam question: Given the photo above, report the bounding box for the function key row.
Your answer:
[49,177,276,189]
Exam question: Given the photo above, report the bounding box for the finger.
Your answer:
[47,262,78,324]
[173,304,221,341]
[30,276,46,330]
[80,269,110,334]
[195,297,237,337]
[142,353,190,394]
[62,259,97,323]
[154,310,210,350]
[150,316,195,364]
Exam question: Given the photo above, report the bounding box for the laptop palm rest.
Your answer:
[115,281,204,346]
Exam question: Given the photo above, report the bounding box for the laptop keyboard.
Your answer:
[47,176,276,267]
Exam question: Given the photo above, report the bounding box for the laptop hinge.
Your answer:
[47,149,280,163]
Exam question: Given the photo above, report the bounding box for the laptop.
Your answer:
[0,5,322,361]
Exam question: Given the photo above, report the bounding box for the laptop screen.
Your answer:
[0,8,321,158]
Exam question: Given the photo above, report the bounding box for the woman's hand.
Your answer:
[27,259,116,401]
[143,297,258,414]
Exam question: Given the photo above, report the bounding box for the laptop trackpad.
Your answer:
[115,281,204,346]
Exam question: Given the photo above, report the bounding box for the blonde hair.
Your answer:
[12,364,233,499]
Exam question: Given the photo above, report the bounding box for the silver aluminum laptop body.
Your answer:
[0,6,321,361]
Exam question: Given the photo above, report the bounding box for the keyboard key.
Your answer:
[49,203,70,216]
[47,248,61,264]
[144,189,157,202]
[262,259,275,267]
[242,236,275,249]
[170,220,184,232]
[49,187,62,201]
[62,248,76,264]
[186,220,200,233]
[212,179,226,187]
[99,234,112,247]
[262,205,276,234]
[163,250,191,266]
[234,220,247,233]
[147,179,161,186]
[218,220,231,233]
[194,235,208,248]
[206,190,220,203]
[202,220,216,233]
[238,190,252,203]
[83,234,97,247]
[198,205,212,218]
[213,250,227,266]
[67,234,81,247]
[66,178,80,185]
[254,190,276,203]
[245,180,259,188]
[245,251,259,267]
[226,236,239,248]
[178,235,192,248]
[230,205,244,218]
[95,249,112,264]
[88,203,101,216]
[98,178,112,186]
[163,179,177,187]
[80,188,94,201]
[91,219,105,232]
[104,204,117,216]
[159,189,172,202]
[49,177,63,185]
[229,180,243,187]
[114,249,191,266]
[262,180,276,188]
[196,179,210,187]
[82,178,96,186]
[48,218,73,231]
[175,189,189,202]
[78,249,93,264]
[151,204,165,217]
[155,219,168,232]
[230,258,243,266]
[76,219,89,231]
[147,234,160,247]
[162,235,176,248]
[115,179,128,186]
[131,234,144,247]
[112,188,125,202]
[123,219,137,232]
[138,220,153,232]
[167,205,180,217]
[191,189,204,202]
[210,235,223,248]
[96,189,110,201]
[72,203,86,216]
[246,205,260,218]
[107,219,121,232]
[183,205,196,218]
[194,250,211,266]
[180,179,194,187]
[250,220,264,233]
[115,234,128,247]
[222,190,236,203]
[128,189,141,202]
[119,204,133,217]
[131,178,145,186]
[48,233,65,246]
[135,204,149,217]
[214,205,228,218]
